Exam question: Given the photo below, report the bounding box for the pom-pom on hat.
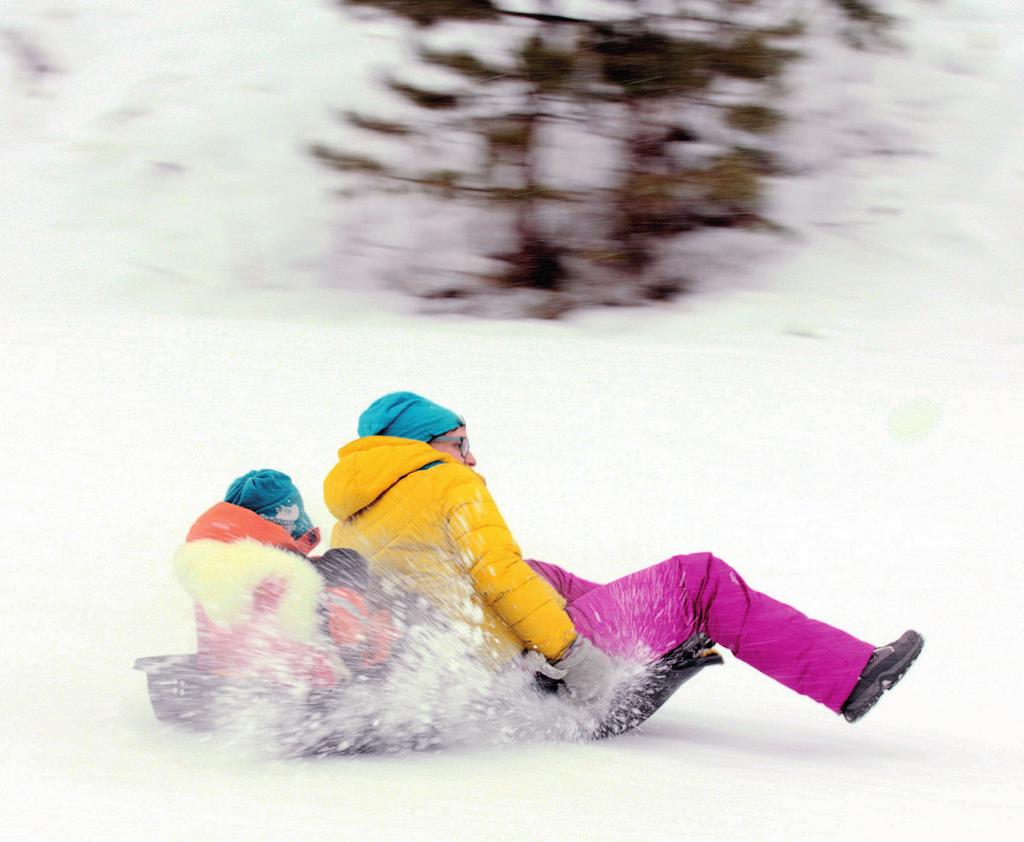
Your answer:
[357,391,464,442]
[224,469,314,540]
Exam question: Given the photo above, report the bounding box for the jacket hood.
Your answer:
[173,538,323,641]
[186,502,320,555]
[324,436,457,521]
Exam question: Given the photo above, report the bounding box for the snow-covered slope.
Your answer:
[2,1,1023,840]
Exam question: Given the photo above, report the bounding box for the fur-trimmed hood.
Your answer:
[174,538,323,642]
[174,502,325,643]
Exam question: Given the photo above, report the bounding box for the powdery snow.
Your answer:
[1,1,1023,840]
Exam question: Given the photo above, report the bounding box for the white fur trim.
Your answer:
[173,539,323,642]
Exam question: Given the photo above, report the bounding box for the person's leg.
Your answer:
[566,552,874,712]
[525,559,602,605]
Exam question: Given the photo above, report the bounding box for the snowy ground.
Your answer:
[2,1,1024,839]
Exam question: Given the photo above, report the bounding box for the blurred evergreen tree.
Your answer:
[317,0,890,315]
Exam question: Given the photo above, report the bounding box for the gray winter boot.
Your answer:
[841,630,924,723]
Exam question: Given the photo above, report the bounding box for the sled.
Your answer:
[597,634,723,737]
[533,632,723,738]
[134,634,722,746]
[133,654,225,731]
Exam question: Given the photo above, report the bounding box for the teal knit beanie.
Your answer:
[358,391,463,442]
[224,469,314,540]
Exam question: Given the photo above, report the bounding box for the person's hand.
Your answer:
[552,635,618,706]
[522,649,567,681]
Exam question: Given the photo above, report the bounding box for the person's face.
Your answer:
[429,425,477,467]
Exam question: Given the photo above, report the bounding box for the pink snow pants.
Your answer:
[528,553,873,713]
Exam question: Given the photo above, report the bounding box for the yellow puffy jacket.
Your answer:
[323,436,577,662]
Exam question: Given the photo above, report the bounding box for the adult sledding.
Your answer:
[137,392,924,751]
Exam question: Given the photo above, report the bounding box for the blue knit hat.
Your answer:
[357,391,464,442]
[224,469,314,540]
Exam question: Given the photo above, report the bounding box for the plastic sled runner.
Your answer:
[534,633,723,738]
[599,633,722,737]
[133,654,226,732]
[134,634,723,745]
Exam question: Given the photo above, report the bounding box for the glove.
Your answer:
[522,649,567,681]
[552,635,618,706]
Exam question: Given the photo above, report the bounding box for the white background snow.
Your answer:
[2,0,1023,839]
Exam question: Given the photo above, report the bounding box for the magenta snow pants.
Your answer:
[527,554,873,713]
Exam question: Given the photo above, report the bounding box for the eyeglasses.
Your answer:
[431,435,470,457]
